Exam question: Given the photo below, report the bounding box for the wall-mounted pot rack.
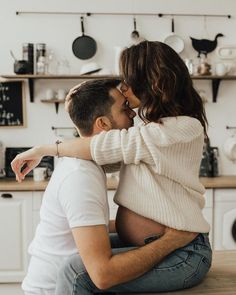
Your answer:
[15,11,231,19]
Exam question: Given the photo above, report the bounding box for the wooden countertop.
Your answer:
[0,175,236,191]
[200,175,236,188]
[153,251,236,295]
[0,176,119,191]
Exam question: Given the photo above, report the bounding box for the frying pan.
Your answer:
[72,16,97,60]
[164,18,184,54]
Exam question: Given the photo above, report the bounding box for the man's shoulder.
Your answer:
[57,157,102,172]
[48,157,104,187]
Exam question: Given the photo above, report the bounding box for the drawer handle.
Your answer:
[1,193,13,199]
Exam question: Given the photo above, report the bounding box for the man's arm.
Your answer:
[72,225,197,290]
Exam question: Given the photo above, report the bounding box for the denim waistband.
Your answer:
[194,233,209,244]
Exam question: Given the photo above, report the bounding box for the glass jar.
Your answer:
[184,59,194,75]
[36,56,46,74]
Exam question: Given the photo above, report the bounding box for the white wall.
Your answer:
[0,0,236,174]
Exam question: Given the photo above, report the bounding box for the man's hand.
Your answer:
[11,146,43,182]
[162,227,198,250]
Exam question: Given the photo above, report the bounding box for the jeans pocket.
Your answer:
[183,255,211,289]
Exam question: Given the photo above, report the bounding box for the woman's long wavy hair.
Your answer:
[119,41,208,136]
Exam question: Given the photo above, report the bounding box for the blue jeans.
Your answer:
[55,233,212,295]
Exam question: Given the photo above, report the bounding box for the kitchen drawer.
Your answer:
[107,190,118,219]
[32,192,43,210]
[202,207,213,246]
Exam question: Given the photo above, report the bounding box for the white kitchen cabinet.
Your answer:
[107,190,118,219]
[202,189,213,247]
[32,192,43,234]
[0,192,33,283]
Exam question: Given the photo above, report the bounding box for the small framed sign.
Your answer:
[0,80,26,127]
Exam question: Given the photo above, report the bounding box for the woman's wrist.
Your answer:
[33,144,56,157]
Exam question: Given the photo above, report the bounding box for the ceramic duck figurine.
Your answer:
[190,33,224,57]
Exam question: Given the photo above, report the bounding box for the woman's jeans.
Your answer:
[55,233,212,295]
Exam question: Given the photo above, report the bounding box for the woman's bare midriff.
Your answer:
[115,206,166,246]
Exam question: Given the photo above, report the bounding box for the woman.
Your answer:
[12,41,212,293]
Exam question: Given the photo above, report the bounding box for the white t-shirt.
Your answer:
[22,157,109,293]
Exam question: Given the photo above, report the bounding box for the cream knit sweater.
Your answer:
[91,116,210,233]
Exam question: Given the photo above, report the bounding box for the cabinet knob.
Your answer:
[1,193,13,199]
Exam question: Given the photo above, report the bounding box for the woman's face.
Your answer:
[120,81,140,109]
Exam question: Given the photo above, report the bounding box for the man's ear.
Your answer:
[94,116,112,132]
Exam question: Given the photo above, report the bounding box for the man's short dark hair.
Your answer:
[67,79,121,136]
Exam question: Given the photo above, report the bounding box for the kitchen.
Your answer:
[0,0,236,294]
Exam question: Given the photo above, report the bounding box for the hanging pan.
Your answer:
[164,18,184,54]
[72,16,97,60]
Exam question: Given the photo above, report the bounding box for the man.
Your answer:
[13,79,196,295]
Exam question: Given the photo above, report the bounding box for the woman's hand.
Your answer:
[11,146,44,182]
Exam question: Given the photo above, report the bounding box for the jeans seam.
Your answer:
[183,254,208,289]
[72,268,98,294]
[153,252,190,272]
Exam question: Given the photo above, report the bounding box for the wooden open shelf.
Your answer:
[1,74,236,103]
[40,99,65,114]
[1,74,118,102]
[40,99,65,103]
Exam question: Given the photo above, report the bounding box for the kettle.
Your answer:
[10,50,31,74]
[14,60,31,74]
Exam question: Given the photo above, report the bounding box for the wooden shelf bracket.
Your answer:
[28,78,34,102]
[212,78,221,103]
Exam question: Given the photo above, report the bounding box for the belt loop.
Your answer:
[201,233,208,243]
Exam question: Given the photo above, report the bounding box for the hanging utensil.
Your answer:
[10,50,17,61]
[131,17,139,40]
[164,17,184,54]
[10,50,30,74]
[72,16,97,60]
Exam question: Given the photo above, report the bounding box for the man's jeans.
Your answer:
[55,233,212,295]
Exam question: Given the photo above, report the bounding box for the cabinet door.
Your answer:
[107,190,118,219]
[202,189,213,247]
[32,192,43,234]
[0,192,32,282]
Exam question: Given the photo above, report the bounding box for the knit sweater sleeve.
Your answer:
[90,117,203,166]
[90,126,153,165]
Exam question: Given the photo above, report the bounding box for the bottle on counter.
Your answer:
[36,56,47,75]
[184,58,194,75]
[36,43,46,74]
[47,50,57,74]
[197,55,211,76]
[210,147,219,177]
